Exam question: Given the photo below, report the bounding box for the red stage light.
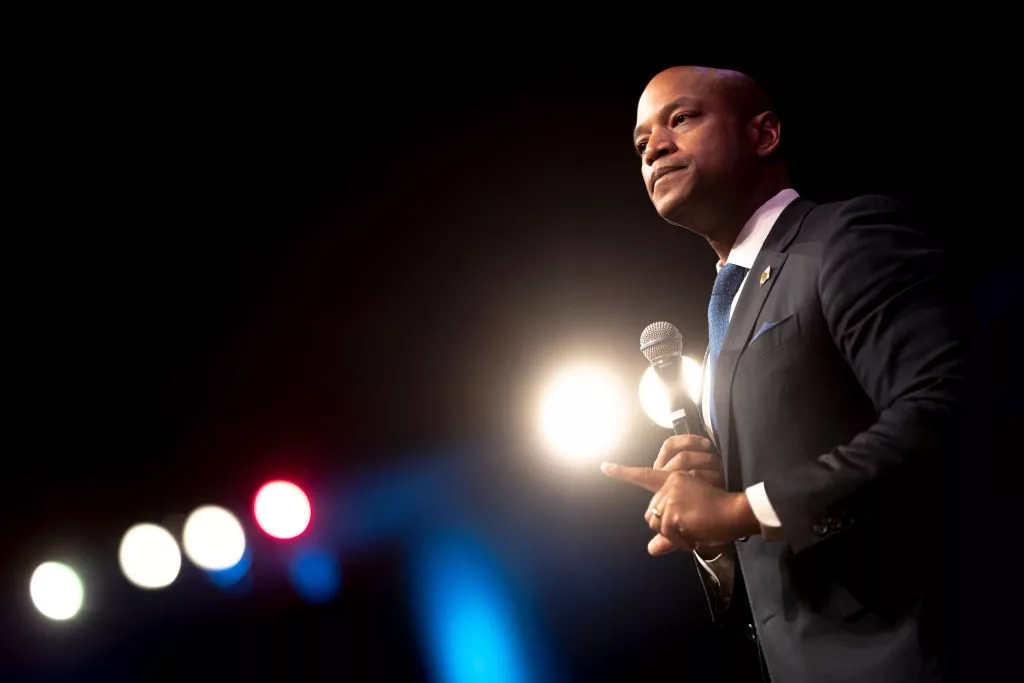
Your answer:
[253,480,312,539]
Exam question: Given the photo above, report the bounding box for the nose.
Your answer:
[642,126,675,166]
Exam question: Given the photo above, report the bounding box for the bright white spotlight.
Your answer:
[540,365,626,463]
[119,523,181,589]
[30,561,84,621]
[253,480,312,540]
[182,505,246,571]
[638,358,704,429]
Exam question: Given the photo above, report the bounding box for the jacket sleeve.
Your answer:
[762,195,968,555]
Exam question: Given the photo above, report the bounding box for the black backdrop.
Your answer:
[3,28,1020,682]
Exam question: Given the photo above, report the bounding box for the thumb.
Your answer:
[648,534,681,556]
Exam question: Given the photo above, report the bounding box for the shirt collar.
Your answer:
[716,188,800,272]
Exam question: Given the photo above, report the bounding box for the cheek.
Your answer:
[697,142,741,179]
[681,136,712,169]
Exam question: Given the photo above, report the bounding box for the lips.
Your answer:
[652,165,688,187]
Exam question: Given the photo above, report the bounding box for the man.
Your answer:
[601,66,965,682]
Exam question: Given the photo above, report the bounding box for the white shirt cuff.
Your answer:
[745,481,782,528]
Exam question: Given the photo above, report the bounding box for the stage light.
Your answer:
[539,365,626,463]
[207,545,252,592]
[638,357,704,429]
[288,546,341,603]
[182,505,246,571]
[118,523,181,589]
[411,533,538,683]
[30,561,84,621]
[253,480,311,539]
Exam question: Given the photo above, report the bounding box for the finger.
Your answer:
[654,434,712,468]
[648,533,684,556]
[647,509,662,533]
[688,468,724,488]
[663,450,722,473]
[600,463,668,492]
[653,435,714,469]
[644,490,664,526]
[659,513,696,552]
[644,471,697,525]
[647,490,664,513]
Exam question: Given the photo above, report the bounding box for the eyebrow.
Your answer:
[633,96,701,140]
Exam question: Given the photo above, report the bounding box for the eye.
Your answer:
[635,139,647,156]
[673,113,689,125]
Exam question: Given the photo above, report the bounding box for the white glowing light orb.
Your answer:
[638,358,705,429]
[253,480,312,539]
[182,505,246,571]
[540,365,627,462]
[118,523,181,589]
[30,561,84,621]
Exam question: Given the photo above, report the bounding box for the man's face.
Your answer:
[633,69,752,231]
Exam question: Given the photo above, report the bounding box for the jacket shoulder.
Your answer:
[802,194,909,237]
[788,194,912,257]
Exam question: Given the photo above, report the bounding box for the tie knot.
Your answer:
[712,263,749,299]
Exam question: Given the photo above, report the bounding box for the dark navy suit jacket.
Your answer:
[700,195,965,682]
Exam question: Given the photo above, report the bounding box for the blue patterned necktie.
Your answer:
[707,263,749,441]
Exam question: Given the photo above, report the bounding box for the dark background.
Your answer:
[3,29,1020,682]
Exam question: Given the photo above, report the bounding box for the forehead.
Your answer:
[635,70,721,128]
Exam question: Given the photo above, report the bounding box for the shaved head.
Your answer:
[633,65,789,254]
[649,66,775,121]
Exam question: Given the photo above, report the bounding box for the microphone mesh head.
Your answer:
[640,321,683,364]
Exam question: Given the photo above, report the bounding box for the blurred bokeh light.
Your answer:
[29,561,84,621]
[182,505,247,570]
[253,480,312,539]
[206,545,253,592]
[287,546,341,603]
[118,523,182,589]
[539,365,626,464]
[412,532,548,683]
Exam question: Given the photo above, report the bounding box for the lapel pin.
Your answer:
[759,264,772,287]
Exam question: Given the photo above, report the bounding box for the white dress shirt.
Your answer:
[702,188,800,529]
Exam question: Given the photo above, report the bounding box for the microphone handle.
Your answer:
[669,392,707,438]
[651,355,708,438]
[672,413,694,436]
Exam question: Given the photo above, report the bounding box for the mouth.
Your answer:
[652,165,688,188]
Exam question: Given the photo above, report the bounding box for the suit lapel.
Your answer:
[714,251,787,489]
[713,198,815,489]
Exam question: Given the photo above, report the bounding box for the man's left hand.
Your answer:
[601,462,761,555]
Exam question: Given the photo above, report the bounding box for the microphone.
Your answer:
[640,321,707,438]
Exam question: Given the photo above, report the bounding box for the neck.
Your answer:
[705,170,790,263]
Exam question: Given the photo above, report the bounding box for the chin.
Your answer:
[655,195,712,237]
[654,191,694,227]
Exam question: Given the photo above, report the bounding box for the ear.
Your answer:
[749,111,782,159]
